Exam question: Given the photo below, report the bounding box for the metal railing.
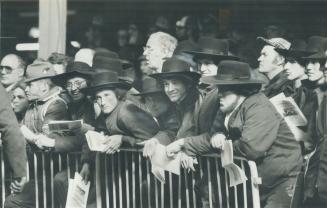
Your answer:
[0,148,261,208]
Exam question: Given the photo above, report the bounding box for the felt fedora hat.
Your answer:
[25,60,56,83]
[150,56,201,81]
[132,76,164,96]
[275,39,314,59]
[52,61,93,85]
[184,37,239,62]
[201,60,265,85]
[82,70,131,94]
[93,48,132,69]
[302,36,327,60]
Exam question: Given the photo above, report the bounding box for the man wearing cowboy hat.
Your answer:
[257,36,294,98]
[79,69,159,171]
[5,60,82,208]
[166,60,302,208]
[50,61,96,207]
[185,36,239,77]
[300,36,327,208]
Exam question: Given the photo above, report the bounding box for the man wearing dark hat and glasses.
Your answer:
[166,60,302,208]
[50,61,96,207]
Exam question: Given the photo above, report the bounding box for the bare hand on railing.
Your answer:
[180,152,198,172]
[103,134,123,154]
[34,134,55,150]
[80,163,90,185]
[137,138,159,158]
[210,133,226,150]
[166,138,185,157]
[10,176,28,193]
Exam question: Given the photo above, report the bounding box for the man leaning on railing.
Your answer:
[0,82,28,197]
[166,61,303,208]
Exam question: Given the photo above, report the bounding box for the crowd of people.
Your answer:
[0,13,327,208]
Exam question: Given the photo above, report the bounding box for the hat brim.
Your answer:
[25,75,56,83]
[51,71,93,87]
[275,48,314,58]
[302,51,327,60]
[184,50,240,62]
[82,82,131,94]
[150,71,201,81]
[131,90,164,96]
[201,76,265,86]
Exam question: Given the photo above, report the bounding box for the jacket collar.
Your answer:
[38,86,62,103]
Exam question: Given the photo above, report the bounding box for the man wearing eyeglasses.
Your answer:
[0,54,26,93]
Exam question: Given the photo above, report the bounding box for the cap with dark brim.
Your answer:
[302,51,327,60]
[274,48,314,59]
[201,75,265,86]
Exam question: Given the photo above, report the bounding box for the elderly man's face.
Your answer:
[66,77,87,102]
[143,37,165,70]
[257,45,281,74]
[163,78,188,103]
[198,59,218,77]
[284,59,306,81]
[96,89,119,114]
[0,55,24,86]
[25,80,47,101]
[11,87,29,114]
[306,61,323,82]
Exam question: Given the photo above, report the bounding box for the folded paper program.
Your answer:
[48,120,83,132]
[150,143,182,183]
[221,140,247,187]
[270,93,307,141]
[65,172,90,208]
[85,130,107,152]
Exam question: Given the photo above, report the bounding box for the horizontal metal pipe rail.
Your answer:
[0,148,261,208]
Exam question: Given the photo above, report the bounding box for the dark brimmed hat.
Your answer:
[25,61,56,83]
[274,39,313,59]
[184,37,239,62]
[52,61,93,86]
[132,76,164,96]
[93,48,132,69]
[82,71,131,94]
[173,40,198,56]
[302,36,327,60]
[150,56,200,82]
[92,56,134,83]
[201,60,265,85]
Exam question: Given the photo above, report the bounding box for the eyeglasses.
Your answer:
[66,80,87,89]
[0,65,13,74]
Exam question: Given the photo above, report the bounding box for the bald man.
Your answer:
[0,54,26,93]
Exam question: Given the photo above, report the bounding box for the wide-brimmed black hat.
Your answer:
[201,60,265,85]
[82,71,131,94]
[173,40,198,56]
[132,76,164,96]
[184,37,239,62]
[52,61,93,85]
[275,39,314,59]
[302,36,327,60]
[150,56,201,82]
